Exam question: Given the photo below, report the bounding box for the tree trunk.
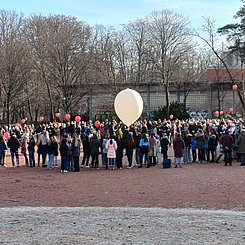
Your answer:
[164,84,170,117]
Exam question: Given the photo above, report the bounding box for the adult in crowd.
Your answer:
[81,135,90,168]
[89,133,101,169]
[0,135,7,167]
[71,134,81,172]
[101,132,110,169]
[220,130,233,166]
[190,135,197,163]
[21,132,29,166]
[125,132,135,169]
[28,134,36,167]
[196,129,205,163]
[59,135,69,173]
[237,128,245,166]
[173,133,185,168]
[148,134,157,166]
[182,131,191,164]
[7,133,20,167]
[139,133,150,168]
[207,133,217,163]
[134,131,142,166]
[39,131,49,167]
[47,136,58,170]
[115,130,124,169]
[67,136,73,171]
[160,133,170,161]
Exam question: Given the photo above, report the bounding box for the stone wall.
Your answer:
[78,83,243,120]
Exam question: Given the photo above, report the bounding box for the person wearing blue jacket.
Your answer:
[139,134,150,168]
[190,135,197,163]
[0,135,7,167]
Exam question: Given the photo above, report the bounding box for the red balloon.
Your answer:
[75,116,81,123]
[65,114,71,121]
[229,107,233,113]
[220,111,224,115]
[55,112,60,118]
[4,132,10,139]
[21,119,25,124]
[40,116,45,122]
[213,111,219,116]
[94,120,100,128]
[169,114,174,120]
[232,84,238,91]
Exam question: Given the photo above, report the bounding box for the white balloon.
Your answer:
[114,88,143,126]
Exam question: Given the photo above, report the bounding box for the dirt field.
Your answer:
[0,155,245,210]
[1,151,245,244]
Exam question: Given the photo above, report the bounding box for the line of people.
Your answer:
[1,117,245,171]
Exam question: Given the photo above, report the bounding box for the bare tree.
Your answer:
[122,19,149,85]
[89,24,120,93]
[145,10,192,116]
[195,16,245,112]
[174,47,210,108]
[0,10,32,127]
[25,14,92,119]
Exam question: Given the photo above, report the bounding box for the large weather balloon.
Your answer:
[114,88,143,126]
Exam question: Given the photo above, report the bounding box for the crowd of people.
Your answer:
[0,117,245,172]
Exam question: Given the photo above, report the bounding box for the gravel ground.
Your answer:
[0,207,245,245]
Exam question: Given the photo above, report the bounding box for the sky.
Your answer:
[0,0,243,30]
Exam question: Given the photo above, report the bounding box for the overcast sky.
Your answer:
[1,0,242,30]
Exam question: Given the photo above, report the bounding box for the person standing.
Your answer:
[139,134,150,168]
[220,130,233,166]
[207,134,217,163]
[173,133,185,168]
[67,136,73,171]
[106,136,118,170]
[72,134,81,172]
[182,131,191,164]
[134,131,142,166]
[160,133,170,161]
[59,136,69,173]
[115,130,124,169]
[39,131,49,167]
[21,133,29,166]
[125,132,135,169]
[7,133,20,167]
[237,128,245,166]
[190,135,197,163]
[47,136,58,170]
[148,134,157,166]
[81,135,90,168]
[196,129,205,163]
[90,134,101,169]
[28,134,36,167]
[0,135,7,167]
[101,133,110,169]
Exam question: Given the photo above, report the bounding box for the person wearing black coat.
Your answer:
[160,134,170,161]
[81,135,90,167]
[47,136,58,170]
[115,131,124,169]
[89,134,101,169]
[7,134,20,167]
[207,134,217,162]
[71,134,81,172]
[28,134,36,167]
[59,137,69,172]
